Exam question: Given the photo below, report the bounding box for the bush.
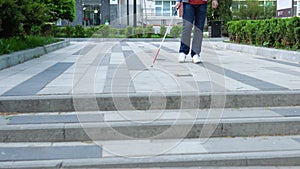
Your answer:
[227,17,300,49]
[134,26,143,38]
[100,25,110,38]
[0,36,59,55]
[160,25,167,37]
[144,26,154,38]
[170,26,181,38]
[85,27,97,37]
[74,25,85,37]
[64,25,74,37]
[110,28,117,36]
[125,26,134,37]
[118,28,126,36]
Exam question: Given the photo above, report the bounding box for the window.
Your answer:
[155,0,176,16]
[156,7,162,16]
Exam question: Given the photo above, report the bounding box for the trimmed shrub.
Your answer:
[125,26,134,37]
[74,25,85,37]
[144,26,154,38]
[170,25,181,38]
[100,25,110,38]
[134,26,143,38]
[160,25,167,37]
[227,17,300,49]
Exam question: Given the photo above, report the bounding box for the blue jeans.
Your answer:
[179,3,207,57]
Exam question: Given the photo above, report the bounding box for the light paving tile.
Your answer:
[102,139,207,157]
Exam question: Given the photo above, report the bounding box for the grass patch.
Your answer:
[0,36,60,55]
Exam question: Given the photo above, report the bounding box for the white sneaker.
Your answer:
[192,54,202,64]
[178,53,186,63]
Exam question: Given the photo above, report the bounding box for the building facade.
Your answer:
[71,0,300,27]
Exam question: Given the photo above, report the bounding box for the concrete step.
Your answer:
[0,107,299,142]
[0,91,300,113]
[1,135,300,168]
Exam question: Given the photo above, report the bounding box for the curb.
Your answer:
[1,117,300,142]
[216,42,300,63]
[0,40,70,70]
[1,150,300,168]
[0,91,299,113]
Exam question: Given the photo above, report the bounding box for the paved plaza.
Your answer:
[0,39,299,97]
[0,38,300,168]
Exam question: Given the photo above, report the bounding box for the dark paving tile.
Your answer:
[99,53,111,66]
[2,62,74,96]
[120,42,129,46]
[111,44,123,52]
[257,58,300,68]
[123,51,147,70]
[201,63,289,91]
[72,45,96,55]
[7,114,104,125]
[271,108,300,117]
[0,145,102,161]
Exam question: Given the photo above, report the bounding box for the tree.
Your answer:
[0,0,76,38]
[41,0,76,22]
[239,0,264,20]
[207,0,232,22]
[233,0,276,20]
[17,0,50,35]
[0,0,24,38]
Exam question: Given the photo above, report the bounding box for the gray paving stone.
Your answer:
[72,45,96,55]
[265,67,300,77]
[151,43,178,53]
[123,51,147,70]
[6,114,104,124]
[203,137,300,153]
[111,44,123,52]
[2,62,74,96]
[0,145,102,161]
[99,53,111,66]
[202,63,289,91]
[258,58,300,68]
[271,108,300,117]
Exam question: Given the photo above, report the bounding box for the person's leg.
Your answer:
[179,3,195,55]
[191,4,207,57]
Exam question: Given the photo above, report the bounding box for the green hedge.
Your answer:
[0,36,59,55]
[227,17,300,49]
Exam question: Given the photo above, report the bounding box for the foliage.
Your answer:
[18,0,50,35]
[227,17,300,50]
[0,0,75,38]
[0,0,24,38]
[0,36,59,55]
[125,26,134,37]
[74,25,85,37]
[100,25,110,38]
[65,25,74,37]
[232,0,276,20]
[170,25,181,38]
[160,26,167,36]
[41,0,75,22]
[144,26,154,38]
[86,27,97,37]
[134,26,143,38]
[207,0,232,22]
